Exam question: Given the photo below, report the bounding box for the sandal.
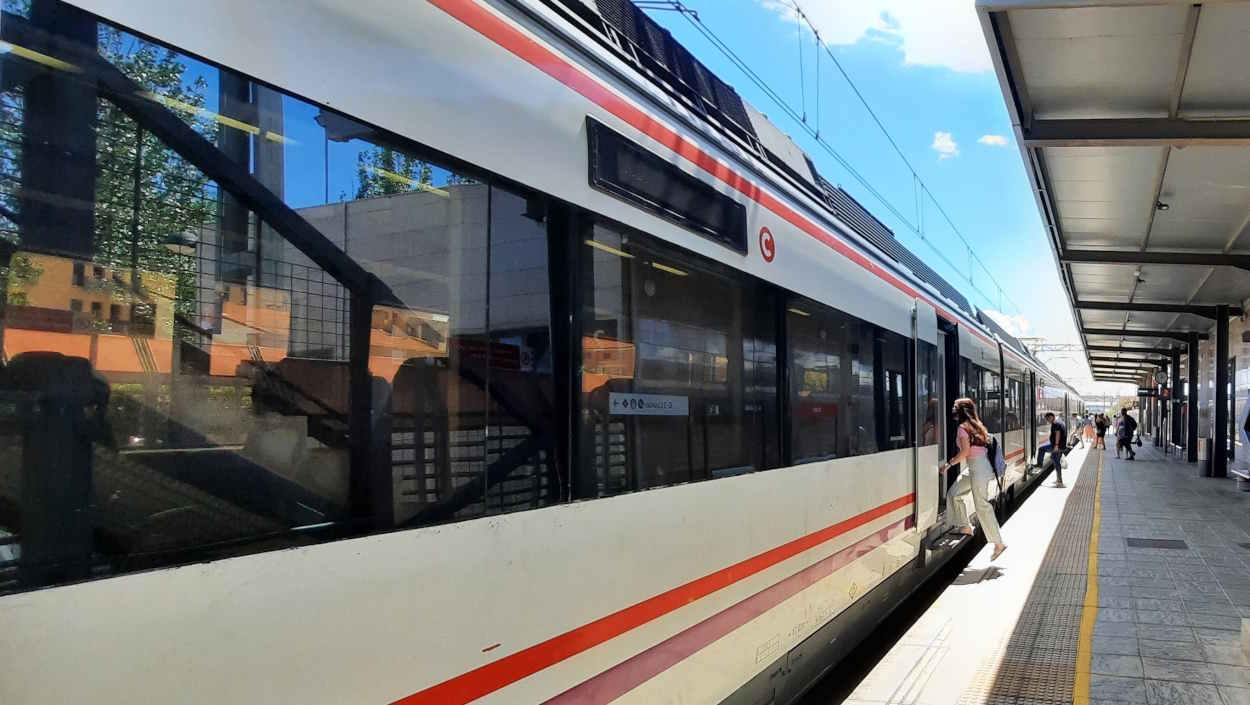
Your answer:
[991,544,1008,561]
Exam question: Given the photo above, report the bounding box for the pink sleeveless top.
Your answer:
[957,425,987,458]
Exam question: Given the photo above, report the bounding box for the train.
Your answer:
[0,0,1085,703]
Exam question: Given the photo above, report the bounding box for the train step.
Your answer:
[926,528,971,552]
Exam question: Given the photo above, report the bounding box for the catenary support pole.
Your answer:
[1188,332,1199,462]
[1214,306,1230,478]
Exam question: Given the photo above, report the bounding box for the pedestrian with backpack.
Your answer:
[1116,407,1137,460]
[940,397,1007,561]
[1094,413,1108,450]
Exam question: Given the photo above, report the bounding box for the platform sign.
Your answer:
[1138,388,1157,397]
[609,392,688,416]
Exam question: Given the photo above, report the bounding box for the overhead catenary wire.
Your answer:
[646,0,1023,318]
[796,4,806,123]
[789,0,1022,316]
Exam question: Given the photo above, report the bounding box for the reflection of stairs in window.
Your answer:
[0,534,17,593]
[0,443,285,593]
[593,420,629,496]
[248,357,349,449]
[392,417,554,522]
[130,335,158,375]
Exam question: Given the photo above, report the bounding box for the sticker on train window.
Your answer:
[609,392,690,416]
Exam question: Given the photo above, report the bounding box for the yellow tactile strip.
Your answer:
[1073,451,1103,705]
[957,452,1101,705]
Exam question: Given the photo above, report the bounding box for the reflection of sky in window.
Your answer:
[107,24,464,212]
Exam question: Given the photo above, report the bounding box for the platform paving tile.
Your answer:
[1094,654,1147,678]
[1140,639,1208,662]
[1094,637,1143,656]
[1091,674,1149,702]
[1141,657,1219,684]
[1201,644,1250,667]
[1208,665,1250,688]
[1143,679,1223,705]
[1219,686,1250,705]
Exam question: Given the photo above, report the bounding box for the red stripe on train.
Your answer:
[423,0,1003,351]
[389,494,914,705]
[544,515,915,704]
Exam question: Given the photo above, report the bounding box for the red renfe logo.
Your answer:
[759,227,775,262]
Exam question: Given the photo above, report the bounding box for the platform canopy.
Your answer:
[977,1,1250,382]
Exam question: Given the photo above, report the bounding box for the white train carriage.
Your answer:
[0,1,1084,704]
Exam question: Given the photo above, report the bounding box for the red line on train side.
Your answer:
[388,494,914,705]
[424,0,1005,352]
[544,515,915,704]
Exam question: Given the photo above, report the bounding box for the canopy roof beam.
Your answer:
[1075,300,1241,317]
[1083,328,1208,342]
[1060,248,1250,271]
[1088,355,1169,366]
[1022,118,1250,148]
[1086,345,1178,356]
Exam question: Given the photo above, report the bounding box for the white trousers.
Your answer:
[950,454,1003,545]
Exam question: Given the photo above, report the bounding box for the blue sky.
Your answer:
[645,1,1129,396]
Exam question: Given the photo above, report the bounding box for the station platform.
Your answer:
[834,441,1250,705]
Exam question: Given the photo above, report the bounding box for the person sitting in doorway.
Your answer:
[1034,411,1068,487]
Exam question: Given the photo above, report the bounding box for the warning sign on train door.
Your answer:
[759,227,775,263]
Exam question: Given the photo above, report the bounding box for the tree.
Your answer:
[355,145,474,199]
[0,18,217,323]
[90,27,218,319]
[355,148,433,199]
[1,253,42,306]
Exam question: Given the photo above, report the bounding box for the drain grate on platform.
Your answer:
[1125,538,1188,549]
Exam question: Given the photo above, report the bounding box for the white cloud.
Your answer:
[759,0,992,74]
[931,131,959,159]
[977,134,1009,147]
[981,309,1031,338]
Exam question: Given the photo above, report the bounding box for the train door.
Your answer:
[1027,371,1037,476]
[938,319,960,516]
[914,300,939,532]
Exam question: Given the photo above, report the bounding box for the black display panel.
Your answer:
[587,118,748,254]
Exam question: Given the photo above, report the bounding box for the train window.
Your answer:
[377,182,558,527]
[786,295,882,462]
[962,360,981,407]
[1004,378,1022,432]
[982,370,1002,434]
[0,3,558,592]
[917,341,938,446]
[576,222,778,497]
[878,328,910,450]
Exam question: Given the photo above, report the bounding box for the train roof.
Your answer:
[540,0,1083,397]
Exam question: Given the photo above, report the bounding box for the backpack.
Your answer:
[988,436,1006,478]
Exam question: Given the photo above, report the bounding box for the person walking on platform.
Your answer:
[1116,407,1137,461]
[1072,413,1086,449]
[1095,413,1108,450]
[940,397,1007,561]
